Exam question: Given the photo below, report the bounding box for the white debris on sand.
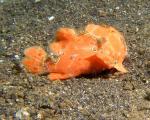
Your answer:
[35,0,41,3]
[14,55,20,60]
[0,60,4,63]
[48,16,55,21]
[0,0,4,3]
[15,108,30,119]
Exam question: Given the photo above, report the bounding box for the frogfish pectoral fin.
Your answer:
[114,63,128,73]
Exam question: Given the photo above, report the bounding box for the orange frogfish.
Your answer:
[22,24,127,80]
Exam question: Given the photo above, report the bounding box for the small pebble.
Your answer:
[138,12,141,16]
[35,0,41,3]
[14,55,20,60]
[0,0,4,3]
[15,108,30,119]
[0,60,4,63]
[136,27,139,32]
[99,10,107,17]
[48,91,54,95]
[37,113,43,119]
[78,106,83,110]
[16,99,19,102]
[48,16,55,21]
[115,6,120,10]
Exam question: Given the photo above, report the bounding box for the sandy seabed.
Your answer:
[0,0,149,119]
